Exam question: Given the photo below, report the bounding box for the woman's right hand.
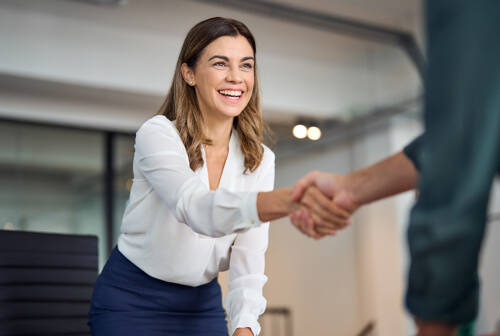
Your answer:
[291,185,351,239]
[256,186,352,239]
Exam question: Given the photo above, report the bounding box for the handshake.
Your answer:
[258,152,417,238]
[278,152,418,239]
[288,171,359,239]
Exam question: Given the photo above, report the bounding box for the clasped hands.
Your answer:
[289,171,358,239]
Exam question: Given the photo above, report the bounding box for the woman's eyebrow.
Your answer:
[208,55,229,62]
[208,55,255,62]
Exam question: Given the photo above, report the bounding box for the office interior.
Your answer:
[0,0,499,335]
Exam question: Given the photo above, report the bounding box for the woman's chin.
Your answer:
[215,108,245,119]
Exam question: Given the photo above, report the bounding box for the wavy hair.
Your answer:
[157,17,265,173]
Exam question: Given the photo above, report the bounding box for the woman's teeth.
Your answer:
[219,90,242,98]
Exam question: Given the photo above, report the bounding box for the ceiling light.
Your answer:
[292,124,307,139]
[307,126,322,141]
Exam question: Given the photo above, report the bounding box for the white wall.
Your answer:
[266,144,360,336]
[351,127,406,336]
[0,0,421,130]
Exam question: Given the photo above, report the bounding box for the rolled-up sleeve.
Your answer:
[225,151,274,335]
[135,117,262,237]
[403,133,424,172]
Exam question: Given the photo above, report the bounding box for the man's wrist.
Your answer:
[337,173,361,209]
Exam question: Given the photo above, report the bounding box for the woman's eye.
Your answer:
[213,62,226,67]
[241,63,253,70]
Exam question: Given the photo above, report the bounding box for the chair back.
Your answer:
[0,230,98,335]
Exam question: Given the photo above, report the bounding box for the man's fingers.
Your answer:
[300,189,350,230]
[290,210,323,239]
[314,211,350,230]
[291,172,317,201]
[290,210,336,239]
[310,211,347,231]
[314,225,337,236]
[291,183,306,202]
[306,187,351,219]
[300,192,331,222]
[302,211,322,239]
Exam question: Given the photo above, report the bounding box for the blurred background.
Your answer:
[0,0,498,335]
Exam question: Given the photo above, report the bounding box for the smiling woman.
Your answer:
[161,17,262,174]
[88,17,349,336]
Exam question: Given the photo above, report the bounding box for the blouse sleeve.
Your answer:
[134,116,263,237]
[224,149,275,336]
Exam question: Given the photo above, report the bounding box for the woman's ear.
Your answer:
[181,63,195,86]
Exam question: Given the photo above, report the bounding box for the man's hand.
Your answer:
[292,171,358,211]
[290,171,358,238]
[292,184,351,239]
[415,318,458,336]
[232,327,253,336]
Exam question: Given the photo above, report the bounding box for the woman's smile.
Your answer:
[217,89,244,103]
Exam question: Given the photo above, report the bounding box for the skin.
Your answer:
[232,327,253,336]
[181,34,348,335]
[290,151,462,335]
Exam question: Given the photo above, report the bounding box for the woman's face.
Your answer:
[188,35,255,120]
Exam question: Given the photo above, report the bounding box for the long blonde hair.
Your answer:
[158,17,264,173]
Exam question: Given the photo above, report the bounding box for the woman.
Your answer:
[89,17,348,336]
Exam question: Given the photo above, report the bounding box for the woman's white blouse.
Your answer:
[117,115,275,335]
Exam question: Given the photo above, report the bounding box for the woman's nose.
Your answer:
[226,67,243,83]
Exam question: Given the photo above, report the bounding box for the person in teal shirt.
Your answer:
[290,1,500,335]
[404,0,500,333]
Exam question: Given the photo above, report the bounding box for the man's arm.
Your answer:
[291,150,419,219]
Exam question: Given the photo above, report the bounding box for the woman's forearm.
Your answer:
[257,188,299,222]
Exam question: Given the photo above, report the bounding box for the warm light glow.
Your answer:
[292,124,307,139]
[307,126,322,141]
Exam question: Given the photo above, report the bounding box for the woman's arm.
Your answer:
[136,117,348,238]
[225,154,274,336]
[136,117,269,237]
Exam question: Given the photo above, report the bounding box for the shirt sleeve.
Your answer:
[224,149,275,336]
[134,117,263,237]
[403,133,424,172]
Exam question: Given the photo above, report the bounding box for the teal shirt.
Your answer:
[403,0,500,325]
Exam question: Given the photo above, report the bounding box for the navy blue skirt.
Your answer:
[88,247,228,336]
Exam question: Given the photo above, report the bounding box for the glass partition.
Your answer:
[0,121,108,267]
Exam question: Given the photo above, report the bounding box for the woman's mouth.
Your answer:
[218,89,243,102]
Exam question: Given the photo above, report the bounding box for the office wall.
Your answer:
[0,0,421,130]
[2,0,499,335]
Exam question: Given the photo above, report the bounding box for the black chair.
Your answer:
[0,230,98,336]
